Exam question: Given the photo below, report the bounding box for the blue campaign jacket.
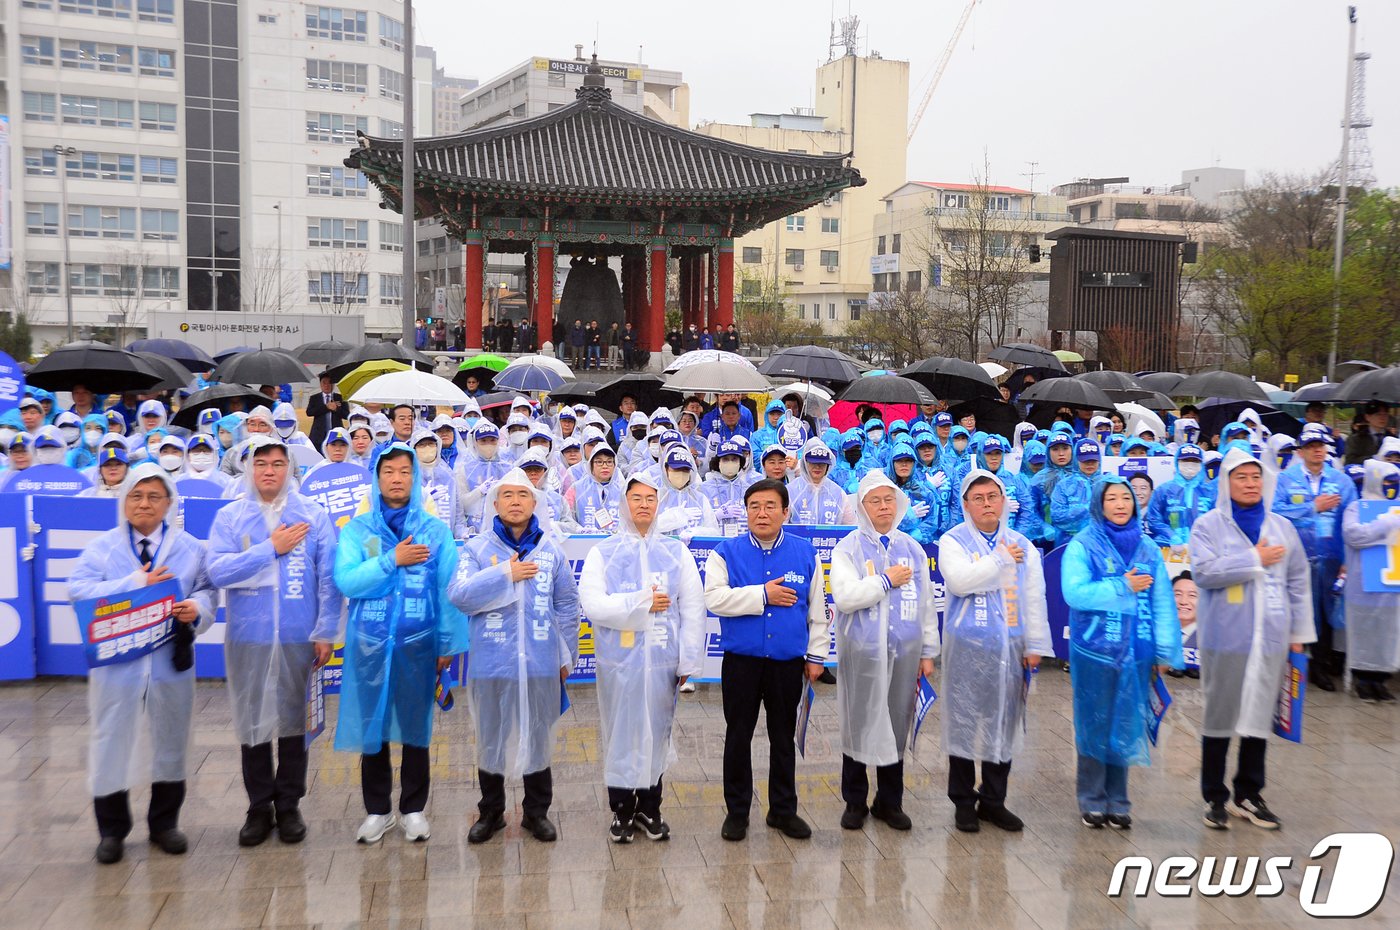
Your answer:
[1272,461,1357,562]
[713,529,818,660]
[1145,447,1216,547]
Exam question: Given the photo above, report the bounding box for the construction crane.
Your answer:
[907,0,979,142]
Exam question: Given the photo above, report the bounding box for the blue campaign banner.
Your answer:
[300,462,371,536]
[910,674,938,750]
[0,493,36,680]
[33,495,116,675]
[1274,650,1307,743]
[1148,673,1172,747]
[176,477,227,501]
[6,464,91,496]
[0,351,25,416]
[73,577,182,668]
[1358,500,1400,594]
[1041,544,1072,661]
[181,495,235,540]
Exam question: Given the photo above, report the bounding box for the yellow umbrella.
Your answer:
[338,359,409,400]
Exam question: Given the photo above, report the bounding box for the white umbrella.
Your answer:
[771,381,834,415]
[503,353,573,378]
[979,361,1009,380]
[1116,402,1166,440]
[1252,380,1281,394]
[665,350,755,373]
[350,369,469,406]
[662,362,770,395]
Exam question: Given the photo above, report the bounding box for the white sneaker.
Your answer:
[401,812,431,842]
[356,813,397,844]
[679,680,696,693]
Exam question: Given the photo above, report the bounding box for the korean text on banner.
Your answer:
[73,577,183,668]
[1358,501,1400,594]
[0,493,36,680]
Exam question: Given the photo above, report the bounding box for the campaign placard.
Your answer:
[74,578,183,668]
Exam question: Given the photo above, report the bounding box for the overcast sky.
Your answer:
[415,0,1397,192]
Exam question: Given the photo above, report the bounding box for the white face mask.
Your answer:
[666,469,690,490]
[476,441,497,459]
[189,451,216,471]
[36,447,65,465]
[867,429,884,443]
[953,439,968,453]
[84,430,102,449]
[1178,460,1202,480]
[649,441,661,458]
[417,447,438,466]
[218,432,234,449]
[719,458,742,478]
[159,453,183,472]
[60,427,81,445]
[508,430,527,447]
[275,422,295,439]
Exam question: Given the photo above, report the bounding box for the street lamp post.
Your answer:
[273,202,284,314]
[53,145,77,342]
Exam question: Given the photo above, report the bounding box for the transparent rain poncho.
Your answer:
[1342,461,1400,673]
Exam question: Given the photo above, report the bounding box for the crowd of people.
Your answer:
[3,370,1396,867]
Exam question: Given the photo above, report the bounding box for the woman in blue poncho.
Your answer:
[883,442,938,544]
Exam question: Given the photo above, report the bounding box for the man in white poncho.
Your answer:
[578,472,706,843]
[939,468,1053,834]
[818,471,940,832]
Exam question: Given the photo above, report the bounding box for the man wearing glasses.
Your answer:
[703,478,829,843]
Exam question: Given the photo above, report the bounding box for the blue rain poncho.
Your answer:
[568,444,626,533]
[857,418,891,473]
[206,436,344,745]
[977,437,1040,541]
[332,445,468,754]
[827,471,941,766]
[788,439,849,526]
[884,443,939,545]
[1341,461,1400,673]
[578,472,706,788]
[1029,434,1077,544]
[1186,447,1315,739]
[938,425,974,489]
[410,428,465,539]
[1272,458,1357,563]
[939,469,1053,763]
[66,413,108,470]
[1062,477,1183,768]
[830,427,865,492]
[68,464,219,796]
[1145,444,1214,548]
[447,469,582,777]
[749,399,786,454]
[214,412,246,460]
[1048,440,1102,546]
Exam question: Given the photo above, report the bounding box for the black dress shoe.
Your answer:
[977,803,1023,832]
[467,812,506,844]
[95,837,124,864]
[276,807,307,844]
[764,812,811,839]
[817,668,836,685]
[150,828,188,855]
[720,812,749,841]
[870,803,912,831]
[521,814,557,842]
[239,806,276,847]
[954,805,980,833]
[839,805,867,830]
[1309,667,1336,692]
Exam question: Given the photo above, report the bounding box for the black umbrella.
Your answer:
[213,345,258,364]
[1017,378,1115,410]
[1136,391,1179,411]
[547,380,604,405]
[28,342,165,394]
[1136,371,1187,394]
[212,349,314,386]
[901,357,1000,402]
[1005,365,1069,399]
[1196,399,1303,441]
[593,373,669,415]
[946,398,1020,439]
[986,342,1067,371]
[170,383,270,430]
[1332,367,1400,405]
[1075,370,1154,402]
[1338,359,1381,374]
[126,338,216,374]
[324,342,434,382]
[837,375,936,407]
[1173,371,1271,403]
[292,339,356,366]
[757,346,862,385]
[131,352,196,392]
[452,365,500,391]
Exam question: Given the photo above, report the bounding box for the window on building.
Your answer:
[871,272,886,292]
[138,101,177,131]
[23,149,59,177]
[906,270,922,291]
[138,47,176,77]
[59,0,133,18]
[944,231,966,252]
[1156,203,1184,221]
[309,272,369,304]
[257,13,277,23]
[22,36,56,67]
[797,304,805,319]
[623,80,638,94]
[27,263,62,295]
[1080,271,1153,288]
[308,217,368,249]
[828,303,836,321]
[62,95,135,128]
[23,0,55,9]
[377,118,403,138]
[141,208,179,240]
[819,250,839,268]
[307,112,368,144]
[138,0,174,21]
[378,14,404,50]
[820,217,840,234]
[25,203,60,236]
[785,215,805,232]
[306,59,367,93]
[71,150,136,181]
[379,221,403,251]
[60,39,135,73]
[142,266,179,296]
[547,73,565,88]
[140,155,178,184]
[379,273,403,304]
[877,235,886,255]
[942,193,970,209]
[23,93,57,123]
[784,249,805,266]
[69,204,138,239]
[892,233,901,254]
[742,247,762,263]
[822,191,843,206]
[306,6,368,41]
[379,68,404,101]
[1114,202,1148,220]
[987,195,1011,212]
[848,300,864,322]
[307,165,368,197]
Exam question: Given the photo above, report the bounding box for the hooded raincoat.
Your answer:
[788,439,850,526]
[656,447,719,536]
[1145,444,1214,548]
[1341,461,1400,673]
[568,444,626,533]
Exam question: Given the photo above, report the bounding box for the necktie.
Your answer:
[879,535,890,550]
[139,538,153,567]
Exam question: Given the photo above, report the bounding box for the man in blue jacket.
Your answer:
[703,479,828,843]
[1272,425,1358,691]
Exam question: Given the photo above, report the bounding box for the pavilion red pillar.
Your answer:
[677,255,692,330]
[714,237,735,329]
[463,229,485,351]
[704,249,716,330]
[535,233,555,346]
[648,237,667,353]
[688,254,704,330]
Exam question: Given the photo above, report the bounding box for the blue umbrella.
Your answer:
[493,361,568,393]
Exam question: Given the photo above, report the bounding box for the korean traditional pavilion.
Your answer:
[345,57,865,352]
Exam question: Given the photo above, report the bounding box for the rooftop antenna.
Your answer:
[1327,6,1372,381]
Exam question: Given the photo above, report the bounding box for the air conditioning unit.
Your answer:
[824,264,837,273]
[793,263,804,271]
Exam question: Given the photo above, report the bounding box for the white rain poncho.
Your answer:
[1187,447,1315,738]
[567,444,625,533]
[788,438,850,526]
[206,437,343,746]
[515,448,582,536]
[939,469,1053,763]
[1341,460,1400,673]
[828,471,941,766]
[655,446,718,537]
[578,472,706,788]
[447,469,581,777]
[67,464,218,796]
[410,428,464,538]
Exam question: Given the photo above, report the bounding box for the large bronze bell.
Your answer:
[558,254,625,329]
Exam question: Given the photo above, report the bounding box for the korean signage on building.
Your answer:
[149,311,364,354]
[534,58,643,81]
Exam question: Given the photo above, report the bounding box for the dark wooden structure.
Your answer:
[346,57,864,352]
[1045,227,1187,371]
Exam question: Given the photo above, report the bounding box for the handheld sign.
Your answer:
[74,578,183,668]
[1274,651,1307,743]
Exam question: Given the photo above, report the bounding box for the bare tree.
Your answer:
[311,251,370,315]
[733,267,823,350]
[847,286,943,367]
[240,245,299,315]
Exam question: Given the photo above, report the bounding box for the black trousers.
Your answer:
[608,777,664,821]
[947,756,1011,810]
[361,744,430,816]
[93,781,184,839]
[841,755,904,812]
[241,737,308,814]
[1201,736,1266,806]
[720,652,804,819]
[478,767,552,819]
[1354,669,1392,683]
